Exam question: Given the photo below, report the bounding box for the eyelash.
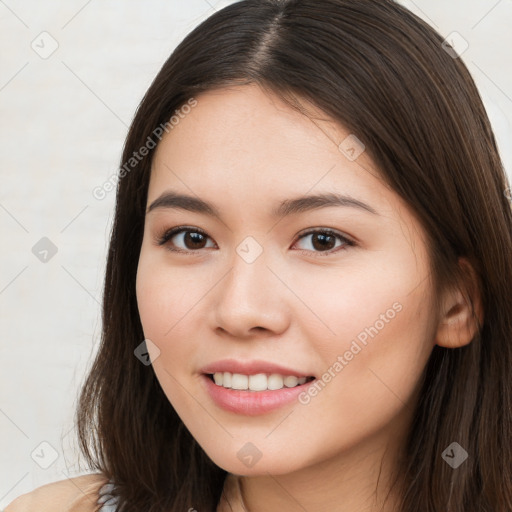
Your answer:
[155,226,356,257]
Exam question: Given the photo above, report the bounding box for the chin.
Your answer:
[201,442,309,476]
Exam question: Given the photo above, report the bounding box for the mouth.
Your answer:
[205,372,316,392]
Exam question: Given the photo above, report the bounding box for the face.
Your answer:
[136,84,438,477]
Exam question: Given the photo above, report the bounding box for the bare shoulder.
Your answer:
[4,473,110,512]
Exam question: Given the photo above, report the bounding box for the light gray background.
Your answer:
[1,0,511,506]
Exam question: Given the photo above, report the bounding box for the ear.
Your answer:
[435,257,484,349]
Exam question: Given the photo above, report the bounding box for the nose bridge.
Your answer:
[229,242,269,295]
[213,238,288,336]
[224,239,274,310]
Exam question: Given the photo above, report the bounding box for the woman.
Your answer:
[6,0,512,510]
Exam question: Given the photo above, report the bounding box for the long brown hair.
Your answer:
[75,1,512,510]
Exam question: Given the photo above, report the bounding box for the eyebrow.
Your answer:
[146,191,379,218]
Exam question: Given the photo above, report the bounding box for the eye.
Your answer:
[156,226,216,254]
[155,226,356,256]
[292,228,355,256]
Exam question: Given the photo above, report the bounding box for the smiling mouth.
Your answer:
[206,372,316,391]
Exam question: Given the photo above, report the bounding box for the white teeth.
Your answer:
[249,373,267,391]
[268,373,284,390]
[222,372,232,388]
[211,372,310,391]
[283,376,299,387]
[231,373,249,390]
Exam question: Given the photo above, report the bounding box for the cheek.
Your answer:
[136,249,193,339]
[297,249,434,410]
[135,261,166,339]
[135,252,200,408]
[293,254,427,356]
[135,249,210,381]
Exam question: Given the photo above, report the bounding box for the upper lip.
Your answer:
[200,359,315,378]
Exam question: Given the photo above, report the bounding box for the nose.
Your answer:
[212,248,290,339]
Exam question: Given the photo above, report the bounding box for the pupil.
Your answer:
[186,232,205,249]
[313,233,334,251]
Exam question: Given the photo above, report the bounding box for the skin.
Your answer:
[135,84,482,512]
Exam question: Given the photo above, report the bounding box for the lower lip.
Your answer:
[201,374,316,416]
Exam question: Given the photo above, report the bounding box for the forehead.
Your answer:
[148,84,406,222]
[156,85,357,166]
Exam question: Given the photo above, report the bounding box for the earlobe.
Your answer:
[434,258,484,349]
